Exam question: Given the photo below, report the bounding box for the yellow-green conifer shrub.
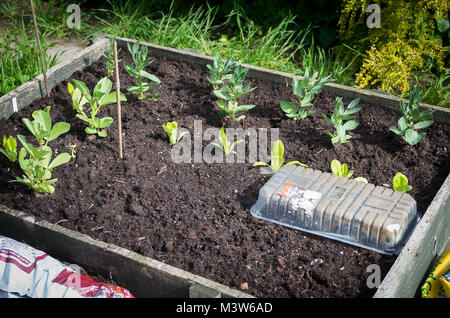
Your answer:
[338,0,449,96]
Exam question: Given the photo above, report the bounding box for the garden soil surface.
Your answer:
[1,49,449,298]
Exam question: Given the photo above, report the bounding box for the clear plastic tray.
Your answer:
[250,165,419,255]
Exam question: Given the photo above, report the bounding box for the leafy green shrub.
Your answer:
[213,65,256,121]
[124,41,161,100]
[280,69,333,120]
[389,85,435,146]
[206,55,240,90]
[322,97,360,146]
[71,77,127,138]
[8,107,72,194]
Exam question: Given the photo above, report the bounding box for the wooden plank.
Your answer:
[0,205,253,298]
[0,38,109,120]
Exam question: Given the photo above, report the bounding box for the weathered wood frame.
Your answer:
[0,36,448,298]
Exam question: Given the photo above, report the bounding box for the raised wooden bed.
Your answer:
[0,36,448,298]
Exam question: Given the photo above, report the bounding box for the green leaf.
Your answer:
[48,122,70,142]
[99,92,127,107]
[124,62,139,78]
[252,161,270,167]
[280,101,296,114]
[140,70,160,83]
[404,129,420,146]
[437,17,450,33]
[97,130,108,138]
[73,79,92,101]
[85,127,97,135]
[285,160,308,168]
[392,172,412,193]
[48,153,71,169]
[214,87,232,100]
[98,117,113,129]
[176,131,189,143]
[354,177,368,184]
[389,126,403,136]
[236,104,255,112]
[398,116,409,132]
[93,77,113,100]
[331,159,341,176]
[413,120,433,130]
[342,120,358,131]
[127,86,141,94]
[270,140,284,172]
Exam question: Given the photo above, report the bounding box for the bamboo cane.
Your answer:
[113,40,123,159]
[29,0,50,97]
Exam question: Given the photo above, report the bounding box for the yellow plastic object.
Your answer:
[421,249,450,298]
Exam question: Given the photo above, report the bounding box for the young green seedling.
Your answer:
[0,135,17,162]
[103,37,120,78]
[253,139,308,173]
[389,84,435,146]
[330,159,368,183]
[162,121,188,145]
[124,41,161,100]
[21,106,70,150]
[213,65,256,121]
[7,107,72,194]
[281,69,333,120]
[71,77,127,138]
[11,134,72,194]
[322,97,360,146]
[212,127,244,155]
[206,54,240,90]
[68,82,87,112]
[392,172,412,193]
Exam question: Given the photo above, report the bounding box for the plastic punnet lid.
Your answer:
[250,165,419,255]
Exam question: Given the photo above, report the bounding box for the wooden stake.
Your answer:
[113,40,123,159]
[29,0,50,97]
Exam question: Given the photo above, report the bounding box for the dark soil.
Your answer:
[1,49,449,298]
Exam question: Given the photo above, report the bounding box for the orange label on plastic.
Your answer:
[279,184,296,197]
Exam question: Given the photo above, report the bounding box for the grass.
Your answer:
[0,0,447,107]
[0,17,60,96]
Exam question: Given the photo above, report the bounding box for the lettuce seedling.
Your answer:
[163,121,188,145]
[213,65,256,121]
[331,159,368,183]
[281,69,333,120]
[124,41,161,100]
[21,106,70,149]
[103,37,120,77]
[206,54,240,90]
[331,159,353,178]
[212,127,244,155]
[389,84,435,146]
[322,97,360,146]
[253,139,308,173]
[0,135,17,162]
[72,77,126,138]
[68,82,87,111]
[392,172,412,193]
